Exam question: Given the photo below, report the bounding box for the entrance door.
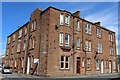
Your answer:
[27,56,30,74]
[101,60,104,73]
[76,57,80,74]
[109,61,112,73]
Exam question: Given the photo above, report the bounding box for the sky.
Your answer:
[1,2,119,55]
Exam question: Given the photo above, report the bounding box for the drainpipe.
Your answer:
[72,16,75,75]
[23,23,30,74]
[82,20,87,75]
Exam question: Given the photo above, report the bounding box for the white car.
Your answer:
[2,66,12,74]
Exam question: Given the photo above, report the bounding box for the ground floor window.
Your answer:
[87,58,91,70]
[82,57,84,68]
[60,56,69,69]
[96,59,100,70]
[113,61,116,70]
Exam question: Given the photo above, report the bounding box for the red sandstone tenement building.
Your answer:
[4,6,117,76]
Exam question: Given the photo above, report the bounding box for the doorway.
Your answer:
[27,56,30,74]
[109,61,112,73]
[101,60,104,73]
[76,57,80,74]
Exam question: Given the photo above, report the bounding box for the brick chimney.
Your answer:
[73,11,80,18]
[94,22,101,26]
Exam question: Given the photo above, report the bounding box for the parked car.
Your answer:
[2,66,12,74]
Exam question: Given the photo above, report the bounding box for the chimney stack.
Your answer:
[73,11,80,18]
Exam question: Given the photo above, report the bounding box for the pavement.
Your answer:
[0,72,119,80]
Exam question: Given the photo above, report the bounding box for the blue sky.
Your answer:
[1,2,119,55]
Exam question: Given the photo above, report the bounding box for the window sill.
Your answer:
[59,68,70,71]
[60,45,71,50]
[85,33,92,36]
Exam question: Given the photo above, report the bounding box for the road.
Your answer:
[0,72,119,80]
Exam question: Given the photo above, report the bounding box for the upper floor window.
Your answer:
[13,34,15,41]
[7,37,10,44]
[109,46,114,55]
[87,58,91,70]
[31,20,37,31]
[97,43,102,53]
[65,34,70,46]
[24,27,27,35]
[23,41,26,51]
[96,28,102,38]
[77,38,80,49]
[6,48,9,55]
[60,56,69,69]
[60,14,64,25]
[65,15,70,26]
[85,40,91,52]
[109,32,113,42]
[18,29,22,38]
[59,32,63,46]
[85,23,91,34]
[30,37,36,49]
[76,21,80,31]
[17,39,21,52]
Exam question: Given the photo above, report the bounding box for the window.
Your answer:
[32,37,35,48]
[60,56,69,69]
[23,41,26,51]
[13,34,15,41]
[11,46,14,54]
[31,20,37,31]
[96,28,102,38]
[89,41,91,51]
[65,34,70,46]
[85,40,92,51]
[59,33,63,46]
[77,21,80,31]
[96,59,100,70]
[60,14,64,25]
[18,29,22,38]
[82,57,84,68]
[24,27,27,35]
[87,58,91,70]
[7,37,10,44]
[113,61,116,70]
[109,46,114,55]
[77,38,80,49]
[85,23,91,34]
[65,56,69,69]
[15,60,17,67]
[104,60,107,68]
[17,39,21,52]
[22,57,24,68]
[65,15,70,26]
[61,56,64,69]
[85,41,88,51]
[6,48,9,55]
[97,43,102,53]
[109,32,113,42]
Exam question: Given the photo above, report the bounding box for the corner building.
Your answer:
[4,6,117,77]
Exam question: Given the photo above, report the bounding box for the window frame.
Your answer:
[59,32,64,46]
[77,38,80,49]
[65,34,70,47]
[60,13,64,25]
